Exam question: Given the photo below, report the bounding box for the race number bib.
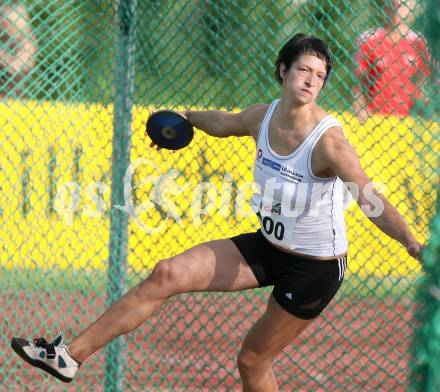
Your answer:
[256,201,296,248]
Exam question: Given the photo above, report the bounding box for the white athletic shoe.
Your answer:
[11,335,80,383]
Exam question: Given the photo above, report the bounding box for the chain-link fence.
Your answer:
[1,0,438,391]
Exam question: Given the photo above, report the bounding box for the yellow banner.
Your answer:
[0,100,437,277]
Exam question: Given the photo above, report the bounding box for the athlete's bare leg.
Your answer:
[237,295,314,392]
[68,239,259,362]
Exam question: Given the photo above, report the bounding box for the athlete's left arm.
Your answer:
[317,126,423,260]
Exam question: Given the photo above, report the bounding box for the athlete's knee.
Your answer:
[237,349,272,374]
[151,258,177,284]
[149,257,187,293]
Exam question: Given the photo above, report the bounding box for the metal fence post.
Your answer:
[105,0,136,391]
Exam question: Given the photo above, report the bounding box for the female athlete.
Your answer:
[11,34,422,391]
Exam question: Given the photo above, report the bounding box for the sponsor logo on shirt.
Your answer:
[261,158,304,183]
[262,157,281,171]
[280,164,304,183]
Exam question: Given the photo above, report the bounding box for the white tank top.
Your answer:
[251,99,348,257]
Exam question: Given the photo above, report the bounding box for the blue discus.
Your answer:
[146,110,194,150]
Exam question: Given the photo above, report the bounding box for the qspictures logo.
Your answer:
[53,159,386,234]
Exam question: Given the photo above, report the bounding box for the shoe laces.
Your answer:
[33,337,56,359]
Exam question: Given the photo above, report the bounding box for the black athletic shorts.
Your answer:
[230,229,347,320]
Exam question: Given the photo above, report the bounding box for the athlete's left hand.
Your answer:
[407,241,424,262]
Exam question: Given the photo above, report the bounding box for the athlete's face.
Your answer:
[280,54,327,103]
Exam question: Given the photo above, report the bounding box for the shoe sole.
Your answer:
[11,338,73,383]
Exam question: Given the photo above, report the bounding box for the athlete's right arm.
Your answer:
[184,104,268,140]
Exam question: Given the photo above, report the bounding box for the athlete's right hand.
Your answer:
[148,141,177,153]
[149,141,162,151]
[144,124,162,151]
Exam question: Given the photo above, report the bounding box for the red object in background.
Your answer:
[355,28,431,116]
